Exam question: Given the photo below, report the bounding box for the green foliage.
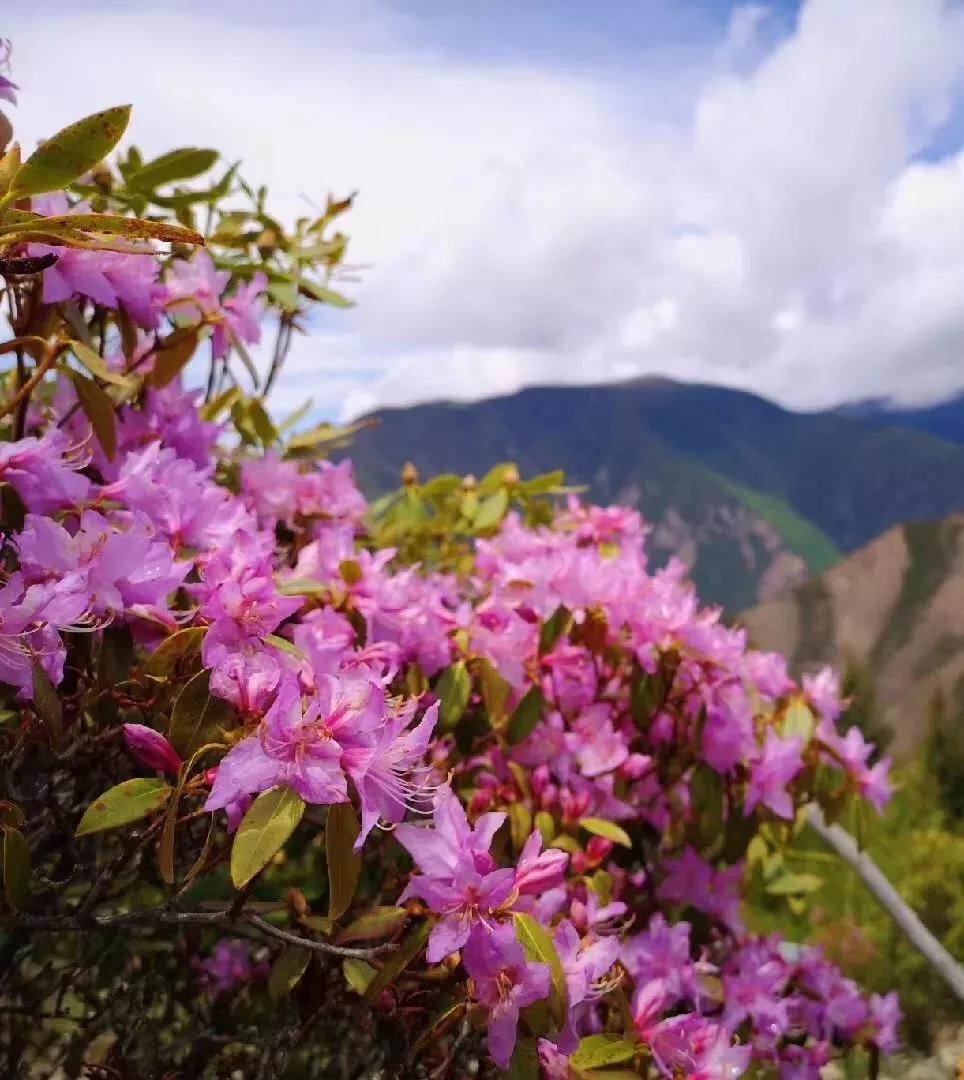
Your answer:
[747,757,964,1049]
[924,685,964,823]
[364,462,564,572]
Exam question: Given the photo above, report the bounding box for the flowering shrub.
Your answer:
[0,56,898,1079]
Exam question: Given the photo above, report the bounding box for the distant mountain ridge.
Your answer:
[345,378,964,612]
[837,393,964,446]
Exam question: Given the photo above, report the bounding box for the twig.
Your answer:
[244,912,398,959]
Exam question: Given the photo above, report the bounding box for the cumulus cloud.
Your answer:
[9,0,964,416]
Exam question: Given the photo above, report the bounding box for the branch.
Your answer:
[0,340,68,422]
[807,804,964,1002]
[244,912,398,959]
[0,905,399,960]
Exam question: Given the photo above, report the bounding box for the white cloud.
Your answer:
[8,0,964,416]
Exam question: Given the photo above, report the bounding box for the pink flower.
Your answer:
[395,791,513,963]
[342,700,440,850]
[513,829,569,895]
[462,921,551,1069]
[123,724,183,774]
[745,731,804,820]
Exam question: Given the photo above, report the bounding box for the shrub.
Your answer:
[0,64,899,1078]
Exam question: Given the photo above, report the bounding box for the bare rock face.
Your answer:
[742,515,964,754]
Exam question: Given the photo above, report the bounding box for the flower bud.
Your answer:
[122,723,183,775]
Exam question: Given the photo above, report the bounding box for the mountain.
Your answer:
[740,516,964,754]
[837,393,964,446]
[345,378,964,612]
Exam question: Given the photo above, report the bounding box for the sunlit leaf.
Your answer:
[9,105,131,198]
[268,947,311,1000]
[70,340,137,389]
[337,907,407,944]
[343,957,376,994]
[580,817,632,849]
[76,778,172,836]
[570,1035,637,1070]
[435,660,471,731]
[231,785,306,888]
[126,147,218,190]
[143,626,207,678]
[512,912,568,1027]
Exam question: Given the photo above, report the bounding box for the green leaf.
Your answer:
[507,687,545,745]
[337,907,407,944]
[69,341,138,389]
[512,912,568,1027]
[31,660,63,745]
[473,488,509,532]
[143,626,207,678]
[22,212,203,246]
[501,1036,539,1080]
[361,921,430,1004]
[231,785,305,888]
[782,699,816,742]
[247,398,277,446]
[538,606,572,655]
[2,827,29,910]
[343,957,376,994]
[579,817,632,849]
[477,658,511,724]
[570,1035,637,1069]
[76,778,172,836]
[168,669,234,757]
[508,802,533,855]
[326,802,361,922]
[523,470,565,495]
[764,871,824,896]
[0,144,21,198]
[689,764,725,845]
[10,105,132,197]
[276,577,328,598]
[126,147,218,190]
[200,386,242,421]
[70,371,117,460]
[150,326,201,388]
[435,660,471,731]
[268,947,311,1000]
[265,634,306,661]
[298,279,354,308]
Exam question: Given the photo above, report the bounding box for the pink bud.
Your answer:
[122,723,183,774]
[586,836,614,863]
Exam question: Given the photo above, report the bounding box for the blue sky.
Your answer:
[8,1,964,419]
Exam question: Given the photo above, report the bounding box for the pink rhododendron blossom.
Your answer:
[461,921,551,1069]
